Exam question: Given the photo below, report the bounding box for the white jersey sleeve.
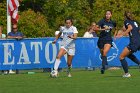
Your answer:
[60,26,65,32]
[72,26,78,34]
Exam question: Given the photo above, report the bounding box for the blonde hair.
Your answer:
[91,22,96,26]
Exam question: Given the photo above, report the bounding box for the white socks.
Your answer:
[54,59,61,71]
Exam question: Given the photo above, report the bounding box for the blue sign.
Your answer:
[0,37,139,70]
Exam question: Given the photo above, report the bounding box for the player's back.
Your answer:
[125,20,140,44]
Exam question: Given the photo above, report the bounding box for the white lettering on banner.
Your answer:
[2,40,67,66]
[45,41,57,64]
[17,42,31,64]
[3,43,15,65]
[31,42,42,64]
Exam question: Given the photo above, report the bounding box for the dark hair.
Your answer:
[104,10,112,19]
[65,17,73,23]
[124,11,134,20]
[106,10,112,14]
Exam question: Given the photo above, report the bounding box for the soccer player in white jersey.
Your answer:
[52,18,78,77]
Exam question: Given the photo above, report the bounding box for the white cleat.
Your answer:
[4,71,8,75]
[68,73,72,78]
[9,70,15,74]
[122,73,131,78]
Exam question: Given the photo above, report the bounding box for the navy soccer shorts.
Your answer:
[97,39,113,49]
[127,43,140,53]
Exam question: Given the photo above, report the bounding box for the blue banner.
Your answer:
[0,37,140,70]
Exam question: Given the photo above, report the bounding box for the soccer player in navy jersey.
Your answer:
[116,11,140,77]
[93,10,117,74]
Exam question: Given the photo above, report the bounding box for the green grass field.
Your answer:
[0,68,140,93]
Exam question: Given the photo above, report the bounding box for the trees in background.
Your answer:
[0,0,7,34]
[0,0,139,37]
[18,9,51,37]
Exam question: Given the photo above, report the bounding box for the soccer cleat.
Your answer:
[122,73,131,78]
[9,70,15,74]
[3,71,9,75]
[101,68,105,74]
[67,73,72,77]
[67,66,72,77]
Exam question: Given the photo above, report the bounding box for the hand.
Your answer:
[104,26,110,30]
[68,35,73,38]
[16,36,23,40]
[92,26,99,31]
[52,39,57,44]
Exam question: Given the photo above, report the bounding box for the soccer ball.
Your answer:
[50,70,58,78]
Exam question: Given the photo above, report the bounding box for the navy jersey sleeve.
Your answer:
[98,19,104,27]
[124,20,131,29]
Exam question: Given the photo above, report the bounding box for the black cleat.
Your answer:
[101,69,105,74]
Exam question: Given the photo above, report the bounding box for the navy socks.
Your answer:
[120,59,128,73]
[127,54,140,65]
[102,56,107,70]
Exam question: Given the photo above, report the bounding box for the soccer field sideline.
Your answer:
[0,68,140,93]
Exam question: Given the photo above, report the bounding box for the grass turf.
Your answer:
[0,69,140,93]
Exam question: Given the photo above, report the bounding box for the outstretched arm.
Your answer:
[116,25,132,38]
[93,25,110,32]
[52,32,62,44]
[123,25,132,35]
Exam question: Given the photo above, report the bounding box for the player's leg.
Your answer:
[100,49,108,65]
[101,44,111,74]
[67,55,73,77]
[127,45,140,70]
[98,40,104,73]
[54,48,67,71]
[119,47,131,77]
[127,54,140,65]
[67,48,75,77]
[100,49,103,55]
